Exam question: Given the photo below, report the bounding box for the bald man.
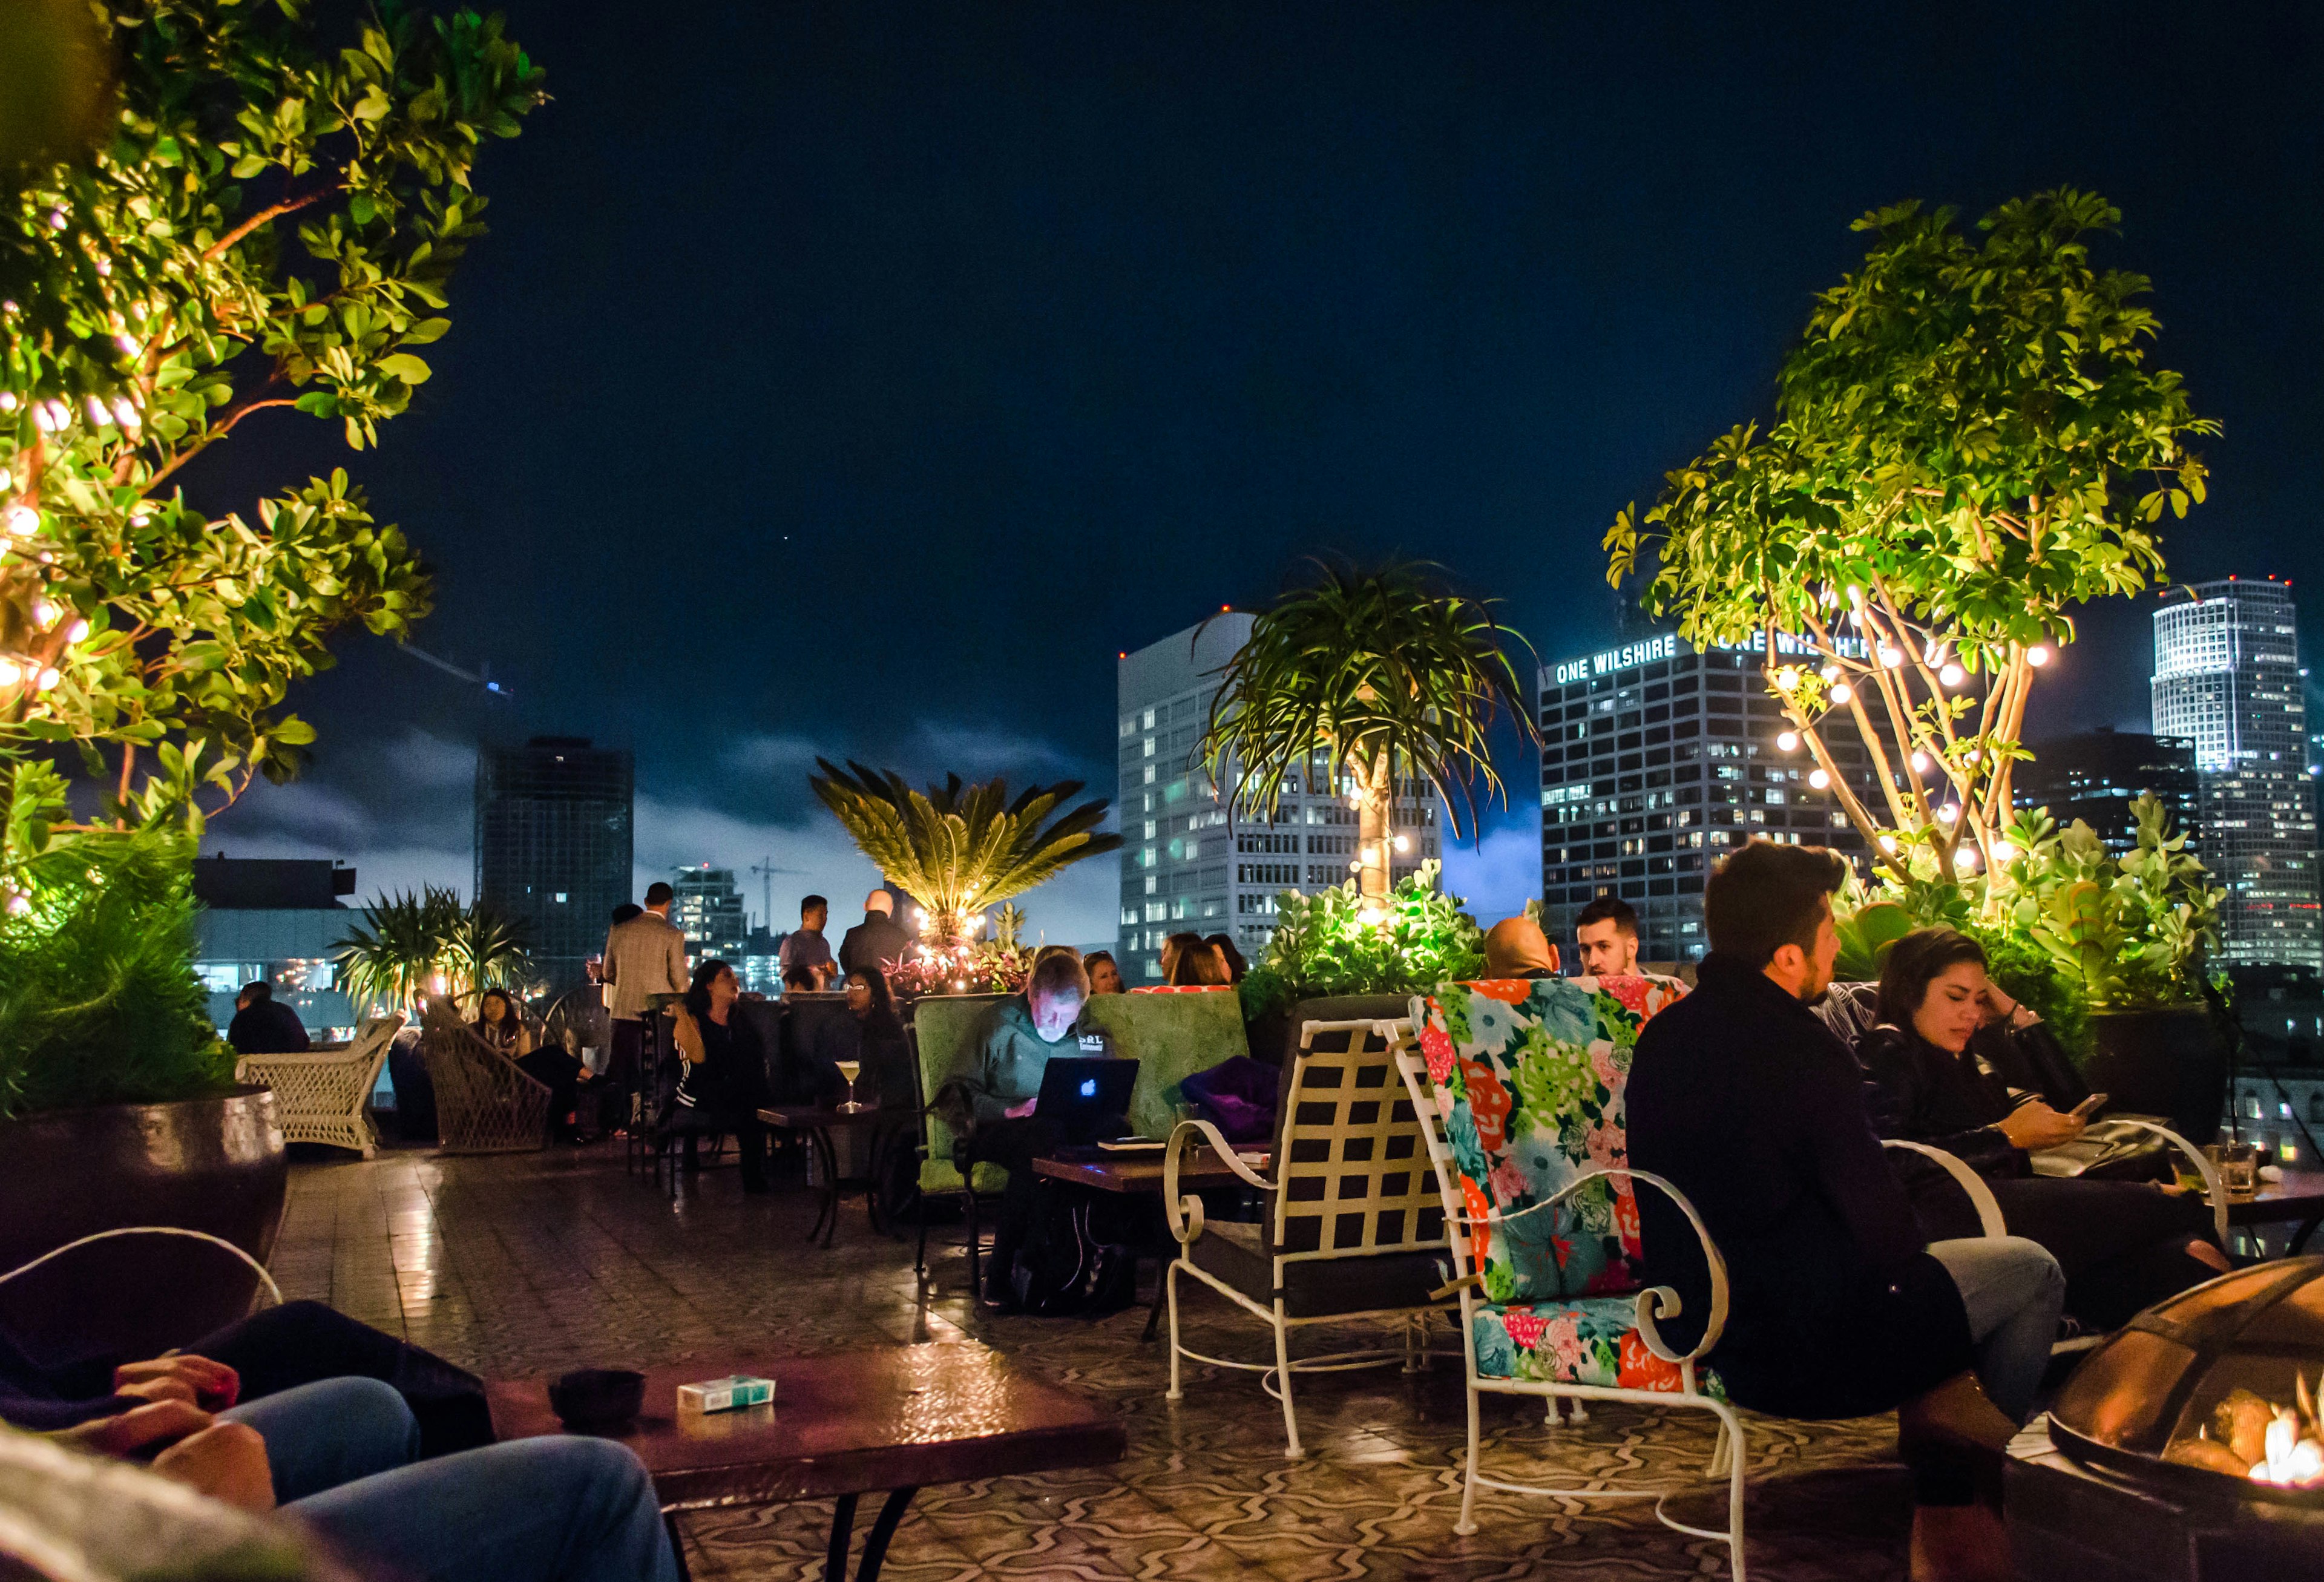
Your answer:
[839,888,914,978]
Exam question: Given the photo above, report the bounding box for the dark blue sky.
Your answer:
[198,1,2324,940]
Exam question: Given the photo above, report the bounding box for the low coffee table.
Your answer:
[758,1104,909,1246]
[490,1343,1123,1582]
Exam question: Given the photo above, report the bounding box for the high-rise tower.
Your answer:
[2152,579,2321,969]
[475,737,635,995]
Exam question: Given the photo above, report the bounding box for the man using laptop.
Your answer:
[951,952,1117,1308]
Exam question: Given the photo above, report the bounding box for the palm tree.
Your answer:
[335,888,531,1015]
[1199,560,1536,905]
[809,763,1123,945]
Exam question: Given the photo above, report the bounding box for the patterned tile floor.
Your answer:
[277,1142,1916,1579]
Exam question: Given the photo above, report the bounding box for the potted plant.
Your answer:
[0,0,539,1354]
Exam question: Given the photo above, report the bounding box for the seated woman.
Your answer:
[472,988,592,1143]
[671,959,771,1193]
[1859,928,2230,1330]
[1160,930,1228,988]
[828,965,913,1111]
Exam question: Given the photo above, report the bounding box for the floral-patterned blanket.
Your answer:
[1416,974,1699,1391]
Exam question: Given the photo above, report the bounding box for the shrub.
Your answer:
[1238,860,1486,1020]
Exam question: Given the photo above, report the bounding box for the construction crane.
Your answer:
[749,854,778,931]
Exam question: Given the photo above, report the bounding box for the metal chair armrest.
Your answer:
[2098,1118,2230,1243]
[1487,1166,1732,1365]
[1881,1139,2008,1238]
[1163,1117,1276,1247]
[0,1227,282,1307]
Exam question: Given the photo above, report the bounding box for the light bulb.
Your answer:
[116,333,137,354]
[33,668,56,692]
[1911,752,1932,773]
[31,403,54,433]
[1777,730,1800,752]
[1808,769,1831,789]
[111,397,138,428]
[1357,907,1387,927]
[1819,665,1840,681]
[1830,682,1854,703]
[0,393,15,412]
[32,599,56,626]
[0,468,10,490]
[67,621,87,642]
[1992,839,2017,862]
[1774,666,1800,690]
[2027,645,2051,668]
[84,396,107,427]
[1938,663,1965,688]
[5,506,36,534]
[1879,645,1904,668]
[1878,835,1899,853]
[1393,834,1410,852]
[1958,847,1980,870]
[0,660,19,686]
[1347,859,1362,873]
[1937,804,1959,824]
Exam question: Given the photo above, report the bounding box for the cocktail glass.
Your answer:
[836,1060,864,1114]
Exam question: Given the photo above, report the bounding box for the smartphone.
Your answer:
[2070,1092,2109,1120]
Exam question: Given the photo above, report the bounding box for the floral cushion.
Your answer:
[1470,1298,1714,1394]
[1417,976,1687,1307]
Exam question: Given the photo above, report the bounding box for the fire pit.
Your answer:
[2049,1256,2324,1504]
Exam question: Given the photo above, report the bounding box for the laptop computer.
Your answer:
[1034,1056,1139,1146]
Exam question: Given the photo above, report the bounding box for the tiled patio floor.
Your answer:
[276,1143,1916,1579]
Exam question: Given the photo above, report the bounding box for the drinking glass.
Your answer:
[835,1060,864,1114]
[2205,1141,2261,1198]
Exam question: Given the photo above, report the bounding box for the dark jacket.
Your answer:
[839,913,914,977]
[1626,954,1974,1419]
[949,996,1115,1129]
[226,997,309,1055]
[1857,1021,2047,1181]
[806,1005,915,1111]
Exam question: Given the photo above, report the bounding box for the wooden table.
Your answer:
[758,1104,911,1246]
[2227,1167,2324,1254]
[489,1344,1123,1582]
[1032,1143,1266,1192]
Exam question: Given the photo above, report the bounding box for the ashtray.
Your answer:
[549,1368,646,1431]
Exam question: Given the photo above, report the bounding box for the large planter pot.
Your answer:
[0,1085,287,1365]
[2085,1006,2228,1147]
[1246,993,1422,1074]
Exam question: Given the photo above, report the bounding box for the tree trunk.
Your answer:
[1357,751,1393,904]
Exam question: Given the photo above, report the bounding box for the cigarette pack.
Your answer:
[678,1374,776,1413]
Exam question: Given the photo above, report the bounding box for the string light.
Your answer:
[1938,663,1966,688]
[1878,645,1904,668]
[34,668,58,692]
[1393,834,1410,852]
[5,507,36,536]
[1777,730,1800,752]
[1992,839,2017,862]
[0,660,19,687]
[1911,751,1932,773]
[1808,769,1831,789]
[1937,804,1959,824]
[1830,682,1854,703]
[2027,645,2051,668]
[1878,835,1899,853]
[1819,665,1840,681]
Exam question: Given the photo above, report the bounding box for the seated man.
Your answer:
[1482,915,1560,977]
[50,1375,675,1582]
[1625,840,2064,1581]
[228,980,310,1055]
[1570,895,1686,991]
[948,951,1116,1308]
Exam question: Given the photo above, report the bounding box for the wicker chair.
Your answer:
[419,1000,552,1154]
[1163,1017,1454,1459]
[236,1014,404,1158]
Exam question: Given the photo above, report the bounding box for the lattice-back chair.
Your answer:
[1402,977,1750,1576]
[1162,1017,1452,1459]
[235,1014,404,1157]
[419,999,552,1154]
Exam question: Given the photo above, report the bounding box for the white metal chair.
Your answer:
[1163,1017,1456,1459]
[235,1014,404,1158]
[1400,979,1748,1574]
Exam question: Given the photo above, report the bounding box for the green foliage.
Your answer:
[1607,191,2214,883]
[0,824,231,1119]
[808,761,1122,942]
[335,885,528,1013]
[1238,860,1485,1020]
[2003,795,2219,1010]
[1968,923,2090,1063]
[0,0,542,879]
[1833,898,1915,982]
[1198,560,1535,899]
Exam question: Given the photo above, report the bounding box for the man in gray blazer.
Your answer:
[603,881,691,1095]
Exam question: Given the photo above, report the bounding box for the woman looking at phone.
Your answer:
[1858,928,2230,1330]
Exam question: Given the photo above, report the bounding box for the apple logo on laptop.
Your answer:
[1080,1078,1098,1098]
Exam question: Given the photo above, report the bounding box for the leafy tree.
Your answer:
[0,0,543,896]
[1607,191,2214,890]
[1197,561,1534,906]
[809,761,1123,947]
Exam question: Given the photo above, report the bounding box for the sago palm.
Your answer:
[335,887,462,1015]
[810,762,1123,944]
[1200,560,1536,904]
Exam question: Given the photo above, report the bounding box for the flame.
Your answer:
[2251,1409,2324,1488]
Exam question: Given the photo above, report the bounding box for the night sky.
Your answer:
[192,1,2324,944]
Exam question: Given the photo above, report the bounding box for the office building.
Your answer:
[191,856,359,1039]
[2015,729,2200,856]
[1538,632,1879,964]
[672,865,749,962]
[1115,615,1443,983]
[2152,579,2322,970]
[475,736,635,996]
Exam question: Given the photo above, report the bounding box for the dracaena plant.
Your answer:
[0,0,543,902]
[1607,190,2215,895]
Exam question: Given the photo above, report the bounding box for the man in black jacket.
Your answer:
[227,981,309,1055]
[1627,839,2063,1581]
[838,890,913,979]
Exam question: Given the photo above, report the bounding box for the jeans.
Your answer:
[223,1379,678,1582]
[1926,1235,2066,1424]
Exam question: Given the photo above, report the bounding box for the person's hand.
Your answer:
[114,1355,239,1410]
[1005,1097,1037,1119]
[153,1422,275,1512]
[55,1399,214,1461]
[1975,983,2025,1026]
[1998,1102,2084,1151]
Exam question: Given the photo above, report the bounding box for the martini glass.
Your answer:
[835,1060,864,1114]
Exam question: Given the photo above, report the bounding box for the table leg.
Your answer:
[810,1127,841,1247]
[823,1491,859,1582]
[854,1487,918,1581]
[2290,1212,2322,1256]
[664,1512,693,1582]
